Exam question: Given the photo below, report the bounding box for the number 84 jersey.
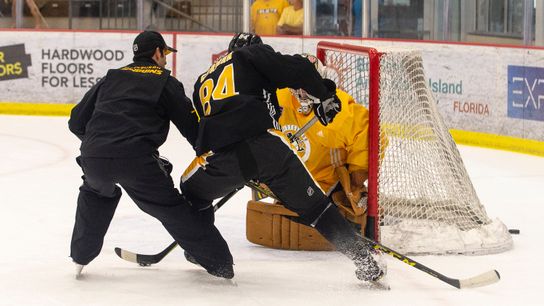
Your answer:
[191,44,329,156]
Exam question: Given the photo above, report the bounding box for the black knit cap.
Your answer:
[132,31,177,59]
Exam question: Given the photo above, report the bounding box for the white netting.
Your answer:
[320,45,512,255]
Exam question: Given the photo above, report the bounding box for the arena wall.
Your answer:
[1,30,543,156]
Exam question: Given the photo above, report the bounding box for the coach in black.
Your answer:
[68,31,233,279]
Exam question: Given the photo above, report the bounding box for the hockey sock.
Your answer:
[314,204,383,281]
[314,203,363,255]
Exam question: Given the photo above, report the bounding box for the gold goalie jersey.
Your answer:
[276,87,369,194]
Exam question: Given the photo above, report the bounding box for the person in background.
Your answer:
[277,0,304,35]
[251,0,290,36]
[352,0,362,37]
[10,0,45,28]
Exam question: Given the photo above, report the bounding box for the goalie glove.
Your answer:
[313,79,341,126]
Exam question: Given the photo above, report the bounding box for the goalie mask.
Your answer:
[228,32,263,52]
[290,88,313,115]
[291,54,325,115]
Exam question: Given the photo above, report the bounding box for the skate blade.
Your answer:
[74,264,84,280]
[360,280,390,290]
[210,277,238,287]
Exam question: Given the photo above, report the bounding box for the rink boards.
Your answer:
[0,30,543,156]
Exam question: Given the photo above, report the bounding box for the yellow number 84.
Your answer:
[199,64,238,116]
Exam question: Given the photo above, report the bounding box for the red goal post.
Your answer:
[317,42,382,242]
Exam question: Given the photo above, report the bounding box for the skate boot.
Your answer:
[206,264,235,279]
[354,249,384,282]
[185,251,234,279]
[184,250,200,266]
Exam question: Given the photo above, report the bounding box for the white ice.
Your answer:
[1,115,543,306]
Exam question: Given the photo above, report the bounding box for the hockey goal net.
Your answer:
[316,41,513,255]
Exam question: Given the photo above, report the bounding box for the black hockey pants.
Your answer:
[181,132,332,224]
[70,154,233,270]
[181,131,364,256]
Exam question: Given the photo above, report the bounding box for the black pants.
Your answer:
[182,132,368,261]
[70,154,233,270]
[182,132,331,225]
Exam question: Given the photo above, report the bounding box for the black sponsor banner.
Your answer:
[0,44,32,81]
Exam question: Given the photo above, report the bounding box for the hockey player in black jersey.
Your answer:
[181,33,384,282]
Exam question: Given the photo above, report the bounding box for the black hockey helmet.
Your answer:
[228,32,263,52]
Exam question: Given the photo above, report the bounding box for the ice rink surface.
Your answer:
[1,115,543,306]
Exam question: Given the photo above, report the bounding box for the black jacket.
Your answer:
[192,44,331,155]
[69,59,198,157]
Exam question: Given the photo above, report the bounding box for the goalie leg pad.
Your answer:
[246,201,335,251]
[246,200,368,251]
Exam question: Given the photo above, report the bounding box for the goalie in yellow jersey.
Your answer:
[246,54,371,251]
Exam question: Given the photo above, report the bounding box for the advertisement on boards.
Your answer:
[0,44,32,82]
[508,65,544,122]
[0,31,174,104]
[356,39,544,141]
[1,30,544,142]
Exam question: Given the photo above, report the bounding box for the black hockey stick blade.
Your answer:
[115,241,178,266]
[367,238,500,289]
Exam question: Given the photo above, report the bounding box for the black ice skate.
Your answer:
[185,251,234,280]
[354,252,384,282]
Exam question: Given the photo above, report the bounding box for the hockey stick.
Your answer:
[246,180,500,288]
[366,239,500,289]
[247,184,499,289]
[292,115,319,139]
[114,187,242,266]
[115,116,319,266]
[209,185,501,288]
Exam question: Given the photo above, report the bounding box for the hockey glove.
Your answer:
[313,79,341,126]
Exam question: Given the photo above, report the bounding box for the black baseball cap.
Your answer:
[133,31,177,57]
